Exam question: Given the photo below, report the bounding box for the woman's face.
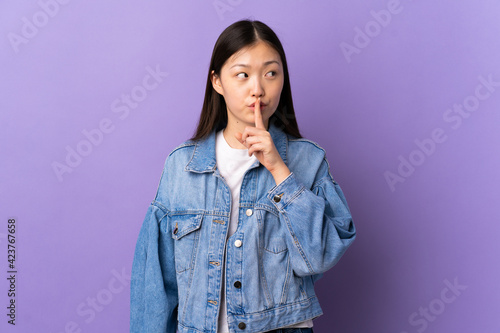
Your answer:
[211,40,284,130]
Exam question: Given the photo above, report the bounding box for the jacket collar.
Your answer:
[185,121,288,173]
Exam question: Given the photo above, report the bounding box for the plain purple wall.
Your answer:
[1,0,499,332]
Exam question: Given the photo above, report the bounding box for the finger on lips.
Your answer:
[254,97,265,129]
[235,97,267,148]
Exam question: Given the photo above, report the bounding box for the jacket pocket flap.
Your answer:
[171,213,203,240]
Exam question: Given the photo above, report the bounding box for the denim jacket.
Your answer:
[130,121,356,333]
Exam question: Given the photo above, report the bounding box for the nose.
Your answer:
[250,76,264,97]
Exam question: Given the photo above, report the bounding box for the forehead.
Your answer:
[226,41,281,65]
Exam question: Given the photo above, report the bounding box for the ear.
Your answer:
[211,70,224,96]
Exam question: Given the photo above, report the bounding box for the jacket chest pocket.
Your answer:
[257,209,288,254]
[171,213,204,273]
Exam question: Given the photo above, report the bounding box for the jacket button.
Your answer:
[238,322,246,329]
[245,209,253,216]
[234,240,242,247]
[273,195,281,203]
[234,281,242,288]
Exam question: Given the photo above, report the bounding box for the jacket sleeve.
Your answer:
[267,158,356,277]
[130,202,178,333]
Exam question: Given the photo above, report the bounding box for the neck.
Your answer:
[222,123,246,149]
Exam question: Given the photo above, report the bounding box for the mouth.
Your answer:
[248,102,267,108]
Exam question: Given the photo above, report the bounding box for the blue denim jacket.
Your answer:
[130,121,356,333]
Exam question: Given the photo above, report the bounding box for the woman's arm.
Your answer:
[130,203,178,333]
[266,158,356,277]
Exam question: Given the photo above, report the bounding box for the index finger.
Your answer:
[254,97,265,130]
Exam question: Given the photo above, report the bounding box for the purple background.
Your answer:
[1,0,499,332]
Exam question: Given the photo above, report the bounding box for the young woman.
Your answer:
[130,19,356,333]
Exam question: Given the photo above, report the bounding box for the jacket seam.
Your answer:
[288,137,327,153]
[151,200,168,214]
[180,233,200,320]
[233,294,317,317]
[288,140,337,185]
[282,211,315,275]
[258,221,274,309]
[254,204,279,217]
[280,252,292,304]
[279,184,306,209]
[168,141,196,157]
[310,175,333,194]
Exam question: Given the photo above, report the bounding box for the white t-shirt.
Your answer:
[215,129,313,333]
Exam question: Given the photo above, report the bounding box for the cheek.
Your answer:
[271,90,283,104]
[226,89,243,102]
[271,82,284,99]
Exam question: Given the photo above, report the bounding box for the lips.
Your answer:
[249,102,267,107]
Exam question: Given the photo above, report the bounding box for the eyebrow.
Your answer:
[229,60,280,69]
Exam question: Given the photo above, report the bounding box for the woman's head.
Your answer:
[190,19,301,140]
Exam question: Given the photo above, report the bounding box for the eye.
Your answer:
[266,71,277,77]
[236,72,248,78]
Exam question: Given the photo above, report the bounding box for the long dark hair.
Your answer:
[190,19,302,141]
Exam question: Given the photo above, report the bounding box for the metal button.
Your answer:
[238,322,246,329]
[273,195,281,203]
[234,240,242,247]
[245,209,253,216]
[234,281,241,288]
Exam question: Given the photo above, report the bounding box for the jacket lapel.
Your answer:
[185,121,288,173]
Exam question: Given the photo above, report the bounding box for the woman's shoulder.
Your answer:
[155,139,198,174]
[285,134,337,185]
[286,134,328,159]
[167,138,197,158]
[162,133,215,170]
[271,123,328,157]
